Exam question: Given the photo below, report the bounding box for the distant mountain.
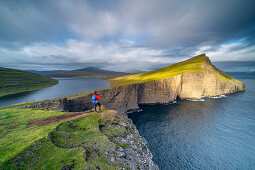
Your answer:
[43,67,129,78]
[28,70,67,75]
[0,67,58,97]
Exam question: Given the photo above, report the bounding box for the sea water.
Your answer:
[128,78,255,169]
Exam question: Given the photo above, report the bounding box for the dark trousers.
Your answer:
[94,103,101,112]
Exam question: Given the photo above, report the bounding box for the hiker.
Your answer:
[91,91,101,112]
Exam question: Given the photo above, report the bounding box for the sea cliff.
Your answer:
[25,56,245,112]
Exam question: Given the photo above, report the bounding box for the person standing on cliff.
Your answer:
[92,91,101,112]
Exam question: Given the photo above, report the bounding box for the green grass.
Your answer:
[0,107,69,164]
[0,105,128,169]
[120,143,132,149]
[0,67,58,97]
[108,54,238,87]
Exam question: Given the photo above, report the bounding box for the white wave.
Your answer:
[186,98,205,102]
[163,101,178,105]
[126,109,143,114]
[208,95,227,99]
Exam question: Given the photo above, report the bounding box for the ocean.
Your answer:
[128,78,255,169]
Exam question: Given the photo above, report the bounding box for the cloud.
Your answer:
[192,39,255,72]
[0,39,178,72]
[1,0,255,45]
[194,39,255,61]
[0,0,255,72]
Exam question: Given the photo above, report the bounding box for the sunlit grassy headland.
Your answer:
[108,54,238,87]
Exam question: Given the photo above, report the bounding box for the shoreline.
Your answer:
[0,79,58,98]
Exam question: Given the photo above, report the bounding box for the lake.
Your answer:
[128,78,255,170]
[0,77,110,108]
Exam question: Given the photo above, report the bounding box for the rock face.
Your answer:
[25,62,245,112]
[103,112,159,169]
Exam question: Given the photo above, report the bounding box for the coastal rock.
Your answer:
[110,112,159,170]
[117,152,126,158]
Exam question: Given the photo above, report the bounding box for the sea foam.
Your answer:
[207,95,227,99]
[186,98,205,102]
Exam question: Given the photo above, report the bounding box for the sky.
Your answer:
[0,0,255,73]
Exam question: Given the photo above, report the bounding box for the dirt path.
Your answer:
[28,111,93,127]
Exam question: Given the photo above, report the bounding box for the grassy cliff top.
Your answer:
[0,104,131,169]
[0,67,58,97]
[108,54,237,87]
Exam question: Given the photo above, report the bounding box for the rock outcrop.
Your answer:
[101,112,159,169]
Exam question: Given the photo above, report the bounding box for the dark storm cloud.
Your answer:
[0,0,77,44]
[1,0,255,45]
[0,0,255,72]
[142,0,255,47]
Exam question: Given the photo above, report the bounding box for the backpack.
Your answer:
[91,95,98,104]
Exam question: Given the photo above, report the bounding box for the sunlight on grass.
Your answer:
[0,107,68,164]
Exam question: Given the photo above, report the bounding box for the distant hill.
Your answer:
[28,70,67,75]
[43,67,129,78]
[0,67,58,97]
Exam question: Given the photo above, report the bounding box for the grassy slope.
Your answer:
[0,67,58,97]
[0,105,67,165]
[0,104,130,169]
[108,54,238,87]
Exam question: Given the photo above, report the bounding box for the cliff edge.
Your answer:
[1,108,158,169]
[25,54,245,112]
